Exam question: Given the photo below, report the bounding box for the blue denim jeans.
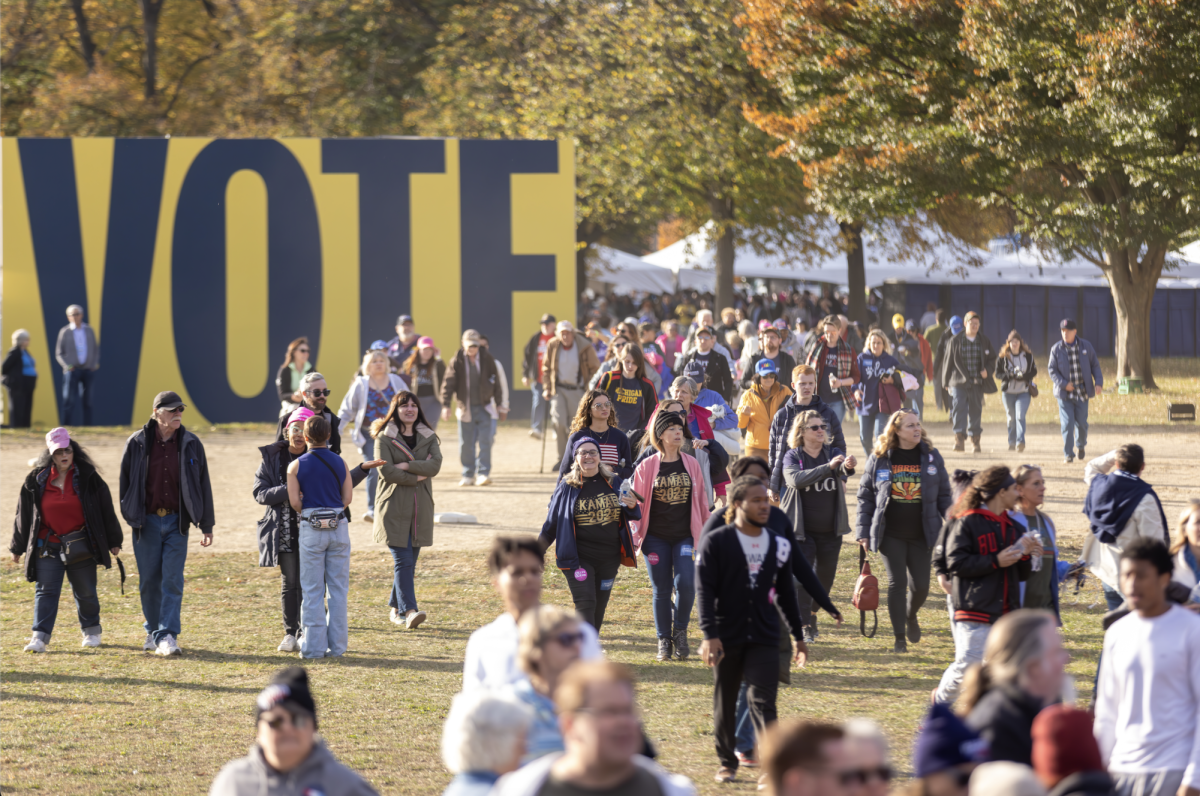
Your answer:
[530,386,546,434]
[951,386,983,437]
[641,535,696,638]
[1057,396,1089,457]
[907,385,924,419]
[458,410,493,478]
[133,512,189,643]
[299,512,351,658]
[828,399,846,425]
[387,534,421,614]
[359,440,379,513]
[61,367,95,426]
[734,682,756,754]
[32,552,101,642]
[1002,392,1031,445]
[857,411,888,456]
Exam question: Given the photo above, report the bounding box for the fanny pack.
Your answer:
[303,508,342,530]
[58,529,94,565]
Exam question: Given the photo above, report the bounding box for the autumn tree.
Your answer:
[740,0,1200,386]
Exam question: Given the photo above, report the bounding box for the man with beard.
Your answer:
[274,372,343,454]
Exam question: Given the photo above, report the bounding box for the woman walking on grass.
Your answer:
[556,390,633,481]
[630,411,710,661]
[856,410,952,653]
[995,331,1037,452]
[337,350,409,522]
[539,438,640,634]
[275,337,313,419]
[401,337,446,431]
[373,391,442,630]
[12,428,123,653]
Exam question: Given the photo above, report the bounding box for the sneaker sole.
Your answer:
[406,613,427,630]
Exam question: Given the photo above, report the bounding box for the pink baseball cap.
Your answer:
[46,427,71,454]
[757,319,772,331]
[287,407,315,427]
[417,336,435,349]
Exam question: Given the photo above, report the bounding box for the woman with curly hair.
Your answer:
[555,389,633,481]
[856,410,952,652]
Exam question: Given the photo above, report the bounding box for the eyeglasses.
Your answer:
[306,389,332,397]
[576,449,599,459]
[806,424,828,431]
[260,712,312,731]
[548,631,584,647]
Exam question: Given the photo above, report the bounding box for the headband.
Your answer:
[980,473,1016,501]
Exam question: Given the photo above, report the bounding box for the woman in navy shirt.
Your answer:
[2,329,38,428]
[853,330,905,456]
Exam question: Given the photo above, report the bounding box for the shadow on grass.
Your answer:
[4,670,260,694]
[1,690,134,706]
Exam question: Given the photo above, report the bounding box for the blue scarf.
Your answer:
[1083,470,1169,545]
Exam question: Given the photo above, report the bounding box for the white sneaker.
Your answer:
[143,634,156,651]
[23,638,46,653]
[155,635,181,656]
[389,608,405,626]
[277,634,298,652]
[459,478,472,487]
[529,430,543,440]
[361,510,374,523]
[405,610,427,630]
[81,634,101,648]
[475,475,492,486]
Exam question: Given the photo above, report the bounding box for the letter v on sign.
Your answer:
[18,139,168,426]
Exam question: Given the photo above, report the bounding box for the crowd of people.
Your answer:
[7,291,1200,796]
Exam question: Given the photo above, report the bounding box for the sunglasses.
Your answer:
[297,348,309,354]
[592,402,612,410]
[548,631,584,647]
[261,712,312,731]
[806,424,828,431]
[160,406,185,414]
[840,767,894,785]
[306,389,332,397]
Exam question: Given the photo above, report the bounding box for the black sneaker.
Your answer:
[894,638,908,654]
[1077,446,1086,460]
[906,614,921,644]
[656,638,673,662]
[672,629,690,660]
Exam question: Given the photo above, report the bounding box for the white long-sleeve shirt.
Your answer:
[1081,450,1168,591]
[1094,604,1200,789]
[462,612,602,691]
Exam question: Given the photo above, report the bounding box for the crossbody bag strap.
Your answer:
[312,450,344,486]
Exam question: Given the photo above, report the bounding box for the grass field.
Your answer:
[1,541,1110,795]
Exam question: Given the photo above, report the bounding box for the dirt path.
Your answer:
[3,422,1198,555]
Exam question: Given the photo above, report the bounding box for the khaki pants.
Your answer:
[551,387,585,458]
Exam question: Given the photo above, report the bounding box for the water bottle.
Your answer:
[1023,530,1042,571]
[619,481,633,503]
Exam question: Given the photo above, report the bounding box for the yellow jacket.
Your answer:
[736,383,793,450]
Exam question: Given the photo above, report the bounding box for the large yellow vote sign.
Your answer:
[3,138,576,426]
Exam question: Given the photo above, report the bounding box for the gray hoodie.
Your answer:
[209,741,379,796]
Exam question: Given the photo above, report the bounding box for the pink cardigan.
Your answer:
[628,451,709,553]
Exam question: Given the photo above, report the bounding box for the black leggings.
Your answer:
[278,550,301,637]
[878,536,932,642]
[562,558,620,633]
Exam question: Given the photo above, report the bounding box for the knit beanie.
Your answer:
[287,406,315,428]
[969,762,1046,796]
[570,437,601,460]
[912,702,989,778]
[255,666,317,728]
[1031,705,1103,788]
[653,409,685,439]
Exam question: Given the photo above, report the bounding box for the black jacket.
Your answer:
[11,462,124,582]
[995,351,1038,393]
[676,349,735,403]
[700,505,841,620]
[767,395,846,495]
[119,422,215,534]
[2,346,31,388]
[855,442,952,551]
[697,523,806,646]
[275,407,342,455]
[742,351,797,390]
[941,510,1030,624]
[946,332,997,393]
[964,685,1044,765]
[522,331,548,383]
[1048,771,1117,796]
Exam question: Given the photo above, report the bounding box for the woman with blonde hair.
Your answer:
[852,329,905,456]
[780,408,856,642]
[856,410,952,652]
[337,349,409,522]
[556,389,632,481]
[962,609,1068,765]
[995,330,1038,452]
[275,337,313,418]
[509,605,586,762]
[372,390,440,629]
[1009,465,1063,617]
[630,410,711,661]
[1170,498,1200,596]
[538,438,639,634]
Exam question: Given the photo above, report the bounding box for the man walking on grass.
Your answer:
[119,391,214,656]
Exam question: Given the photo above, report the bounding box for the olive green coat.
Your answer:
[372,423,441,548]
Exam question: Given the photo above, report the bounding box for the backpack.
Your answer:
[852,546,879,638]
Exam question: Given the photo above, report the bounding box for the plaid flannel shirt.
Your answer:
[805,339,859,413]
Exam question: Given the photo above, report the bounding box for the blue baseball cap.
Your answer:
[755,358,778,377]
[949,315,964,334]
[369,339,389,351]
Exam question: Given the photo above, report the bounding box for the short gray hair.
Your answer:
[440,691,531,774]
[66,304,84,316]
[670,375,698,398]
[11,329,30,345]
[843,718,888,758]
[299,371,325,391]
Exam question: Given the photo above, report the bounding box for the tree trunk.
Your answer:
[70,0,97,72]
[709,190,735,312]
[1106,245,1166,389]
[138,0,164,100]
[840,220,867,324]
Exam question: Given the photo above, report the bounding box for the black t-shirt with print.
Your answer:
[817,347,840,404]
[574,475,623,564]
[647,458,692,544]
[798,448,839,534]
[611,376,646,431]
[885,446,924,540]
